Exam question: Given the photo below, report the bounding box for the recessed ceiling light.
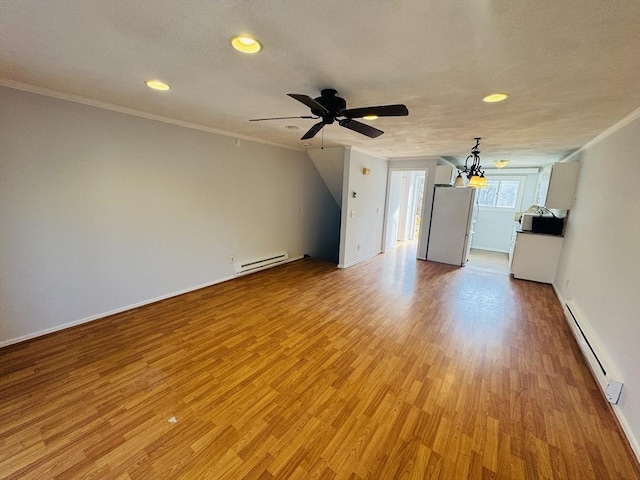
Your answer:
[301,142,312,147]
[285,125,299,130]
[363,115,378,120]
[494,160,509,168]
[230,35,262,54]
[483,93,509,103]
[145,80,171,91]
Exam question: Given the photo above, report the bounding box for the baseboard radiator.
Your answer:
[563,302,623,404]
[235,252,289,275]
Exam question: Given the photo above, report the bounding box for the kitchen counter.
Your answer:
[515,228,564,238]
[510,231,564,283]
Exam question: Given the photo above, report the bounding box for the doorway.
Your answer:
[468,173,535,273]
[383,170,426,252]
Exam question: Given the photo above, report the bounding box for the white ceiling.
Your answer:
[1,0,638,168]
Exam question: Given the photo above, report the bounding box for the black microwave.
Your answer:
[531,216,564,235]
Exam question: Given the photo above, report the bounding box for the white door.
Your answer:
[384,171,403,251]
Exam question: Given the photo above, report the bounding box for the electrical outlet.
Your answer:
[357,244,361,250]
[230,256,234,263]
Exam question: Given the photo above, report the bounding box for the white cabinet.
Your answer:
[435,165,454,185]
[535,165,552,206]
[539,162,580,209]
[510,232,564,283]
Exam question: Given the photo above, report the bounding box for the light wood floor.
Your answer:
[467,249,509,275]
[1,244,638,479]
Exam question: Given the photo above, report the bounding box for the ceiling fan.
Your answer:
[250,89,409,140]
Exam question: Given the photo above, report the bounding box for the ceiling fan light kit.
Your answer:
[250,88,408,140]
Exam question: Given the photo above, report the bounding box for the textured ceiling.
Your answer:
[1,0,638,168]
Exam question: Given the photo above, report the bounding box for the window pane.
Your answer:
[477,180,499,206]
[496,180,519,208]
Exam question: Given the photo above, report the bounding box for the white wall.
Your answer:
[338,148,388,268]
[0,87,340,346]
[554,113,640,457]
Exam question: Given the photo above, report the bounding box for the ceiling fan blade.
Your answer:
[341,104,409,118]
[301,121,325,140]
[249,115,317,121]
[287,93,329,113]
[339,119,384,138]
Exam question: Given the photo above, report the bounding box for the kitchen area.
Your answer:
[509,161,580,283]
[425,160,580,284]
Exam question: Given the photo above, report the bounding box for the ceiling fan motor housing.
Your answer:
[269,89,408,140]
[313,89,346,123]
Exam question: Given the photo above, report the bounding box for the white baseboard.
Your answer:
[338,251,381,269]
[0,256,303,349]
[470,245,509,254]
[551,284,640,463]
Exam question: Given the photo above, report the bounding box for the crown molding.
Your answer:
[0,78,305,153]
[483,167,539,175]
[562,106,640,162]
[347,145,389,161]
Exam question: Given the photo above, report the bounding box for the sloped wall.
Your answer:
[307,147,345,208]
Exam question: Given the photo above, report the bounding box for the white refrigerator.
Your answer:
[426,186,477,266]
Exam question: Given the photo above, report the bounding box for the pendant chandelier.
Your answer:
[454,137,487,188]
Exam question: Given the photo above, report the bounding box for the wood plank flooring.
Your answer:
[467,249,509,275]
[1,244,639,479]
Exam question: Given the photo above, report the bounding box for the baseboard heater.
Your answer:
[235,252,289,275]
[563,302,623,404]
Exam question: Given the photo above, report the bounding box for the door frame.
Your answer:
[382,167,429,254]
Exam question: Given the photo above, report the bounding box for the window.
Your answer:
[477,179,520,209]
[477,180,499,207]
